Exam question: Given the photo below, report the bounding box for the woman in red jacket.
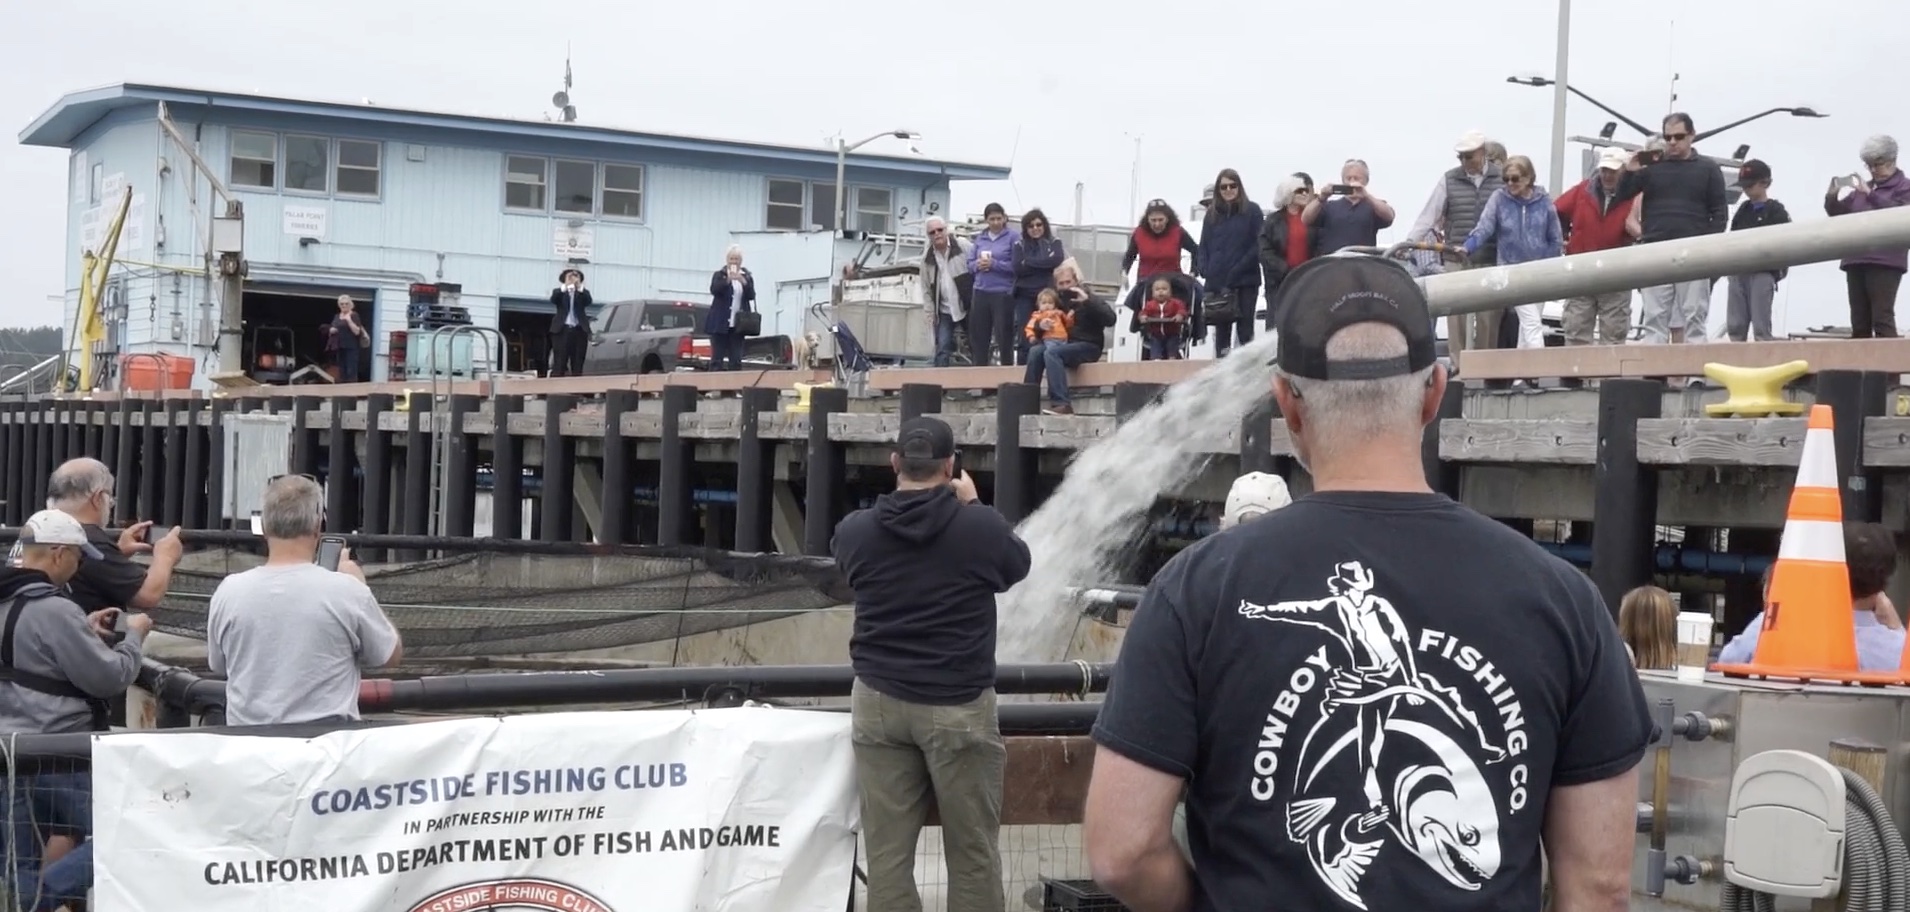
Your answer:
[1120,200,1200,359]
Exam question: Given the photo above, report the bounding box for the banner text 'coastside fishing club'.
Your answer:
[92,709,861,912]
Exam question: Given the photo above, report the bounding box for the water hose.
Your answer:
[1719,767,1910,912]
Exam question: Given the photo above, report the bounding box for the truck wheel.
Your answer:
[639,355,664,374]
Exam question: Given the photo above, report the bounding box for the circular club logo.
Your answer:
[406,878,613,912]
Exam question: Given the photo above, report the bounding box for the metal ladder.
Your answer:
[423,325,505,538]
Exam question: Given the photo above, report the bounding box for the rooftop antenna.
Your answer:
[550,45,577,123]
[1664,20,1679,115]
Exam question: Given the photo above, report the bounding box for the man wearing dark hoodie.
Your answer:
[0,509,148,909]
[831,416,1032,912]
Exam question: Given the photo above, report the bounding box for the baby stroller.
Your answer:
[1124,272,1203,360]
[808,301,877,395]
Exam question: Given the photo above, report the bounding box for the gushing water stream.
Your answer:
[996,332,1285,664]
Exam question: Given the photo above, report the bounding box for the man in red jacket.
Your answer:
[1554,148,1642,346]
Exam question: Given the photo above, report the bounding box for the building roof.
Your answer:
[19,82,1013,182]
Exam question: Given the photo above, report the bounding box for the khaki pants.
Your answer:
[1562,291,1632,345]
[852,680,1006,912]
[1441,261,1506,367]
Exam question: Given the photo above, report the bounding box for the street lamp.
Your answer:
[1506,76,1654,136]
[1692,107,1826,143]
[834,129,921,238]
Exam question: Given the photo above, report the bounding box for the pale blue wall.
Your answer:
[58,102,956,386]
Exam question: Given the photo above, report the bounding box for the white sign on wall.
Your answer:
[284,204,329,238]
[92,708,860,912]
[122,194,147,252]
[79,207,101,252]
[554,224,595,259]
[100,171,126,203]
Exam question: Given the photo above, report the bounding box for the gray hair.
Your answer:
[1279,323,1434,458]
[1272,175,1310,208]
[1861,135,1899,166]
[260,475,324,540]
[47,458,113,510]
[724,244,744,260]
[924,215,947,231]
[1054,257,1084,284]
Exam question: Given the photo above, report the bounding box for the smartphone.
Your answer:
[315,536,347,571]
[1328,184,1355,196]
[951,448,964,478]
[1637,148,1663,164]
[132,525,150,544]
[112,610,129,635]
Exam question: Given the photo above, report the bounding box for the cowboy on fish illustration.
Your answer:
[1239,561,1508,825]
[1240,561,1510,910]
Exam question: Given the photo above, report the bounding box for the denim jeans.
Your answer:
[36,839,89,911]
[5,772,91,910]
[934,313,961,367]
[1010,292,1039,365]
[1022,341,1101,406]
[1144,335,1183,360]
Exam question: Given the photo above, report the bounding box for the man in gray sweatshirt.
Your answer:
[0,509,149,909]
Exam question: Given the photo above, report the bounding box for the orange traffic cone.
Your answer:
[1714,404,1861,680]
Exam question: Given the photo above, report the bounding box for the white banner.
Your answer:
[93,708,860,912]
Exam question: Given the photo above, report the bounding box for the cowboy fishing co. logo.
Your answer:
[406,878,613,912]
[1239,561,1530,911]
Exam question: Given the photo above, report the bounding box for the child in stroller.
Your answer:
[1138,276,1190,359]
[1124,272,1202,360]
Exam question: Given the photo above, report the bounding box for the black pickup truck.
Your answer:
[581,300,796,375]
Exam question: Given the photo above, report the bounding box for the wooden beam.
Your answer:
[925,736,1093,827]
[1439,418,1598,465]
[1635,418,1807,466]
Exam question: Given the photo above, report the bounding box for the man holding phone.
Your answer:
[831,416,1032,912]
[205,475,402,726]
[44,458,183,620]
[1301,159,1397,256]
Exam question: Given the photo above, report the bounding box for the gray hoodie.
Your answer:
[0,568,144,734]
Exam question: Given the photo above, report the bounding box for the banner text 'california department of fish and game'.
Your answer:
[92,708,860,912]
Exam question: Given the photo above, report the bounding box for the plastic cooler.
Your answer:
[118,353,195,392]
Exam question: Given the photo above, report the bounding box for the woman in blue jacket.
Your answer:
[1462,155,1564,351]
[1196,168,1265,357]
[1010,208,1067,365]
[706,244,757,371]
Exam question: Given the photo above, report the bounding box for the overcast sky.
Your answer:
[0,0,1892,335]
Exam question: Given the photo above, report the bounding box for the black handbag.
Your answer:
[733,311,762,337]
[1204,288,1238,323]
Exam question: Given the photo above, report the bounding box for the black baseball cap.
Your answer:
[895,416,955,460]
[1273,256,1438,381]
[1737,159,1772,186]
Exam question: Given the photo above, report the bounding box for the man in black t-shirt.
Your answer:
[1084,256,1653,912]
[46,458,182,614]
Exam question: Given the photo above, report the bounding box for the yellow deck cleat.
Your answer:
[1702,360,1810,418]
[787,382,833,414]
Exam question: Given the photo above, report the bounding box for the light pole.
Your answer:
[1547,0,1571,195]
[1508,76,1826,144]
[834,129,920,238]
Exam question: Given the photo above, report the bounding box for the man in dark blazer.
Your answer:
[548,268,593,377]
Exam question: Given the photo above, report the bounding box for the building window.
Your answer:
[812,182,838,231]
[336,140,382,197]
[553,160,596,214]
[855,187,894,234]
[602,164,644,219]
[283,135,329,193]
[89,162,103,205]
[230,131,277,189]
[766,178,806,231]
[505,156,547,210]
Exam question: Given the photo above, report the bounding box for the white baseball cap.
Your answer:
[1598,147,1629,171]
[1223,472,1292,527]
[1454,130,1490,154]
[19,509,103,559]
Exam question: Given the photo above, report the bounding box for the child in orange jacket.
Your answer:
[1024,287,1073,345]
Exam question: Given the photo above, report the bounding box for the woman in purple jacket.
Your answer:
[964,203,1020,365]
[1826,135,1910,338]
